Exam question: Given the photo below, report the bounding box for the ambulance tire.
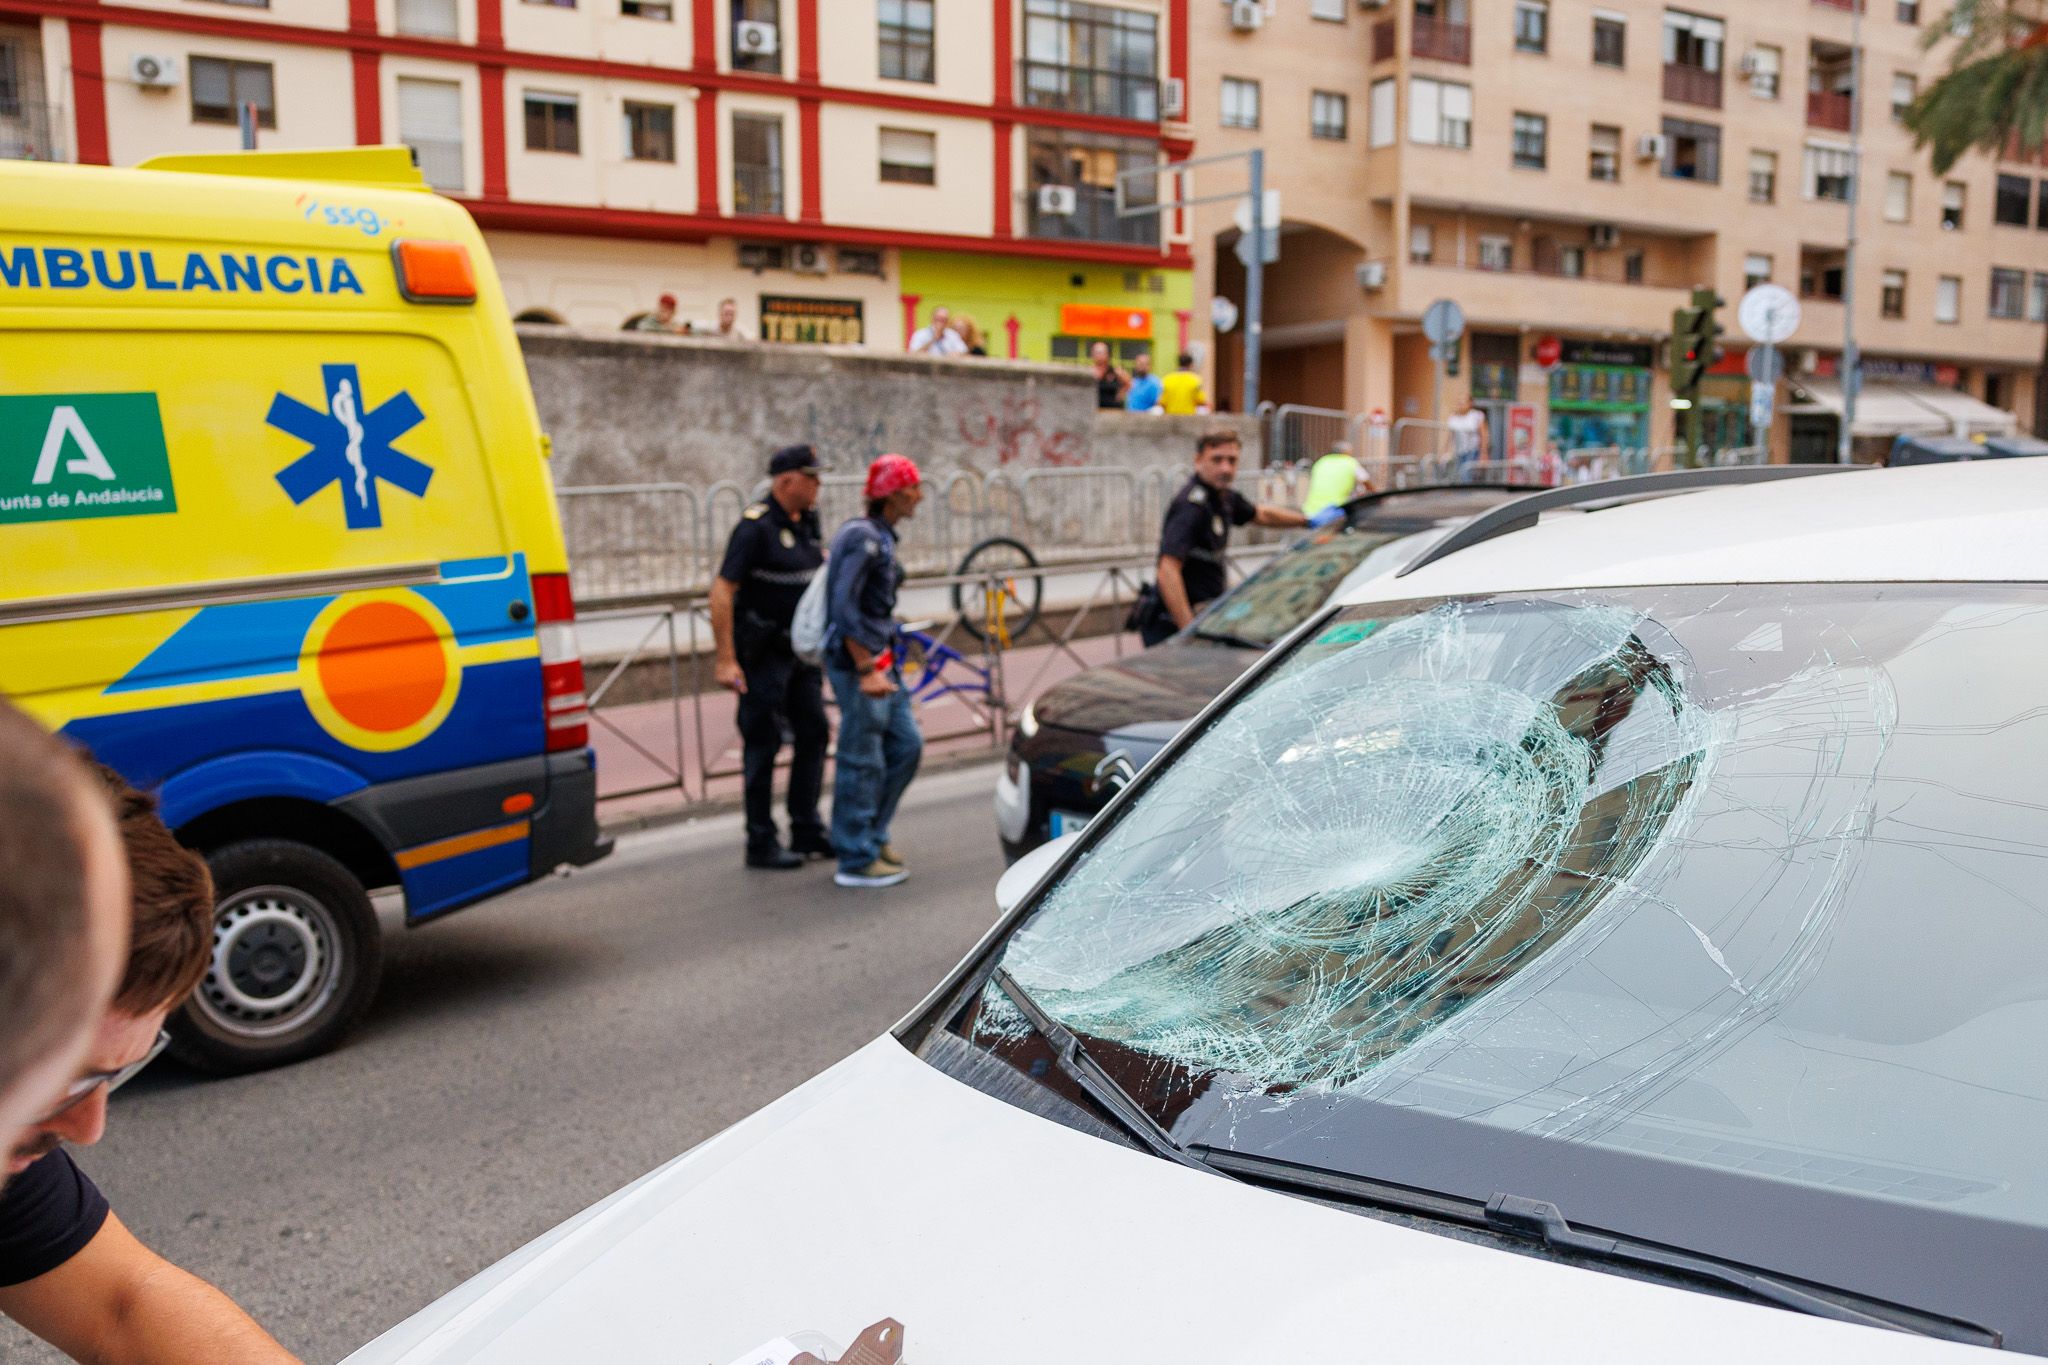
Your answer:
[169,839,384,1076]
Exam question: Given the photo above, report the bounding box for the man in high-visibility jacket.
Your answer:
[1302,443,1372,521]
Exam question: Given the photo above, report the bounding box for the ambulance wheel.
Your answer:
[168,839,383,1076]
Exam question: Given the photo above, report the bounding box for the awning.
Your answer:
[1784,378,2017,437]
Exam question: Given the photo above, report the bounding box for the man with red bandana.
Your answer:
[820,454,926,888]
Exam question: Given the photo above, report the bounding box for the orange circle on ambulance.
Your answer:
[300,590,461,752]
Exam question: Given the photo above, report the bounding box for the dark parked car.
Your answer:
[993,485,1533,860]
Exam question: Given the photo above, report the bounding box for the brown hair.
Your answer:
[88,762,213,1013]
[1196,428,1242,455]
[0,701,110,1093]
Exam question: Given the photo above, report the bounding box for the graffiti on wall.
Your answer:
[955,394,1087,467]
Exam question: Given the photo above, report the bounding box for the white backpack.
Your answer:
[790,565,830,666]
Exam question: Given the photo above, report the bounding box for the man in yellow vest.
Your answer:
[1302,442,1371,524]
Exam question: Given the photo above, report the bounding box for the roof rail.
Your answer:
[1394,465,1869,578]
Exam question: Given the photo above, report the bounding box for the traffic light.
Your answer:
[1668,287,1725,405]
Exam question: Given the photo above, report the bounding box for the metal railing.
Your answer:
[0,101,65,162]
[1018,61,1161,120]
[1412,15,1472,62]
[732,164,783,217]
[1662,62,1723,108]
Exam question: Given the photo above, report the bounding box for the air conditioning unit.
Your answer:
[1636,132,1669,161]
[1736,51,1760,76]
[1230,0,1264,32]
[1588,223,1620,249]
[1036,184,1078,217]
[734,19,779,56]
[1161,76,1186,119]
[130,53,181,89]
[1357,260,1388,290]
[791,242,827,275]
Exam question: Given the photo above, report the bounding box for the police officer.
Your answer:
[1143,428,1308,647]
[711,444,830,869]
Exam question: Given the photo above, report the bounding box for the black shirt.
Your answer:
[0,1150,109,1287]
[1095,367,1126,409]
[1158,475,1257,608]
[716,497,824,632]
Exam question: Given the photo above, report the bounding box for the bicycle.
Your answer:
[950,536,1043,647]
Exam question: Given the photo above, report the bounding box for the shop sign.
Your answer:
[1507,404,1538,460]
[1550,364,1652,410]
[1059,303,1152,340]
[1533,335,1563,368]
[1812,354,1962,387]
[759,295,865,345]
[1561,339,1654,369]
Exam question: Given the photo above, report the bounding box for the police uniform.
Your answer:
[1146,474,1257,645]
[716,449,829,863]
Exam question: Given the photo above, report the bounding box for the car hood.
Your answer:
[345,1037,1988,1365]
[1027,636,1254,738]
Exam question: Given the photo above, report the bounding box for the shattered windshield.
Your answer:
[1194,529,1406,647]
[959,585,2048,1341]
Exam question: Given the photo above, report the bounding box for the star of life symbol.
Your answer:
[267,364,432,530]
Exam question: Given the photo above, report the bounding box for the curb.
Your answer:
[598,747,1006,838]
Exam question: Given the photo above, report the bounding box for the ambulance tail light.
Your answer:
[532,573,589,752]
[391,239,477,304]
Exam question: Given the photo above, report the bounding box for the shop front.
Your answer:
[896,249,1193,365]
[1546,340,1655,451]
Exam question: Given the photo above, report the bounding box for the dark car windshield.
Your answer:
[1194,530,1408,647]
[960,584,2048,1349]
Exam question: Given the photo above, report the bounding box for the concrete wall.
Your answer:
[518,325,1262,487]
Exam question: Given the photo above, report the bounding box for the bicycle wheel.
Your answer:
[952,536,1043,645]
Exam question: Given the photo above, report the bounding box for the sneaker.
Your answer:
[878,843,906,870]
[835,860,909,889]
[745,846,804,870]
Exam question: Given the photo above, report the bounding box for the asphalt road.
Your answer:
[1,763,1010,1365]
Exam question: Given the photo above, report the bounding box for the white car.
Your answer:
[349,462,2048,1365]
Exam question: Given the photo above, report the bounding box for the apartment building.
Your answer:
[0,1,1198,357]
[1187,0,2048,458]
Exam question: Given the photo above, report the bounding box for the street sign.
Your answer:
[1533,335,1563,368]
[1232,189,1282,238]
[1421,298,1465,345]
[1749,384,1775,430]
[1233,230,1279,268]
[1744,345,1784,385]
[1738,284,1801,345]
[1210,295,1240,333]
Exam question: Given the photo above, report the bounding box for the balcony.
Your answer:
[1663,62,1722,107]
[1372,16,1396,61]
[1028,185,1159,248]
[1412,14,1472,63]
[0,102,66,162]
[1019,62,1160,122]
[732,165,783,217]
[1397,259,1688,334]
[1806,88,1854,131]
[1811,0,1861,9]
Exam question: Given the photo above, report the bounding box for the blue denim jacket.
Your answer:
[822,516,903,669]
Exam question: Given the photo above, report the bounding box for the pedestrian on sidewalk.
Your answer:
[711,444,831,869]
[1302,441,1371,521]
[1139,429,1308,647]
[1123,351,1164,413]
[1448,397,1488,481]
[1158,353,1210,416]
[822,454,926,889]
[1089,341,1129,410]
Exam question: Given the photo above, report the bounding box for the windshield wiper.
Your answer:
[988,968,1214,1174]
[1192,627,1268,650]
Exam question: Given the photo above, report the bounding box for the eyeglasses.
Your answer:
[35,1030,171,1124]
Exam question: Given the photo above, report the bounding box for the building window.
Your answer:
[1884,170,1911,221]
[1889,71,1916,122]
[1942,181,1965,229]
[1311,0,1347,18]
[1311,90,1348,140]
[2029,272,2048,322]
[1663,9,1723,69]
[1804,143,1853,201]
[1592,11,1625,66]
[522,90,578,153]
[1022,0,1160,121]
[1935,273,1960,322]
[189,56,275,127]
[523,0,573,8]
[1747,148,1776,202]
[1410,77,1472,148]
[1026,127,1160,246]
[396,77,463,191]
[1624,248,1645,282]
[1558,244,1585,276]
[1512,111,1547,168]
[2039,181,2048,229]
[1990,266,2026,318]
[1369,77,1396,148]
[732,111,783,215]
[1897,0,1918,21]
[878,126,936,184]
[1748,43,1780,98]
[623,100,674,162]
[1589,123,1620,180]
[731,0,780,75]
[396,0,459,38]
[1220,76,1260,130]
[1800,247,1845,299]
[879,0,935,83]
[1744,252,1771,290]
[1478,235,1512,271]
[1881,268,1906,319]
[1410,222,1434,263]
[1995,173,2030,225]
[1514,0,1548,52]
[621,0,671,18]
[1662,117,1721,181]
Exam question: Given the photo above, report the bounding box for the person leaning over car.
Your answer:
[1144,429,1308,646]
[0,763,301,1365]
[0,701,129,1171]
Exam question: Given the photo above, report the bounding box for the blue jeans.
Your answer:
[826,665,923,873]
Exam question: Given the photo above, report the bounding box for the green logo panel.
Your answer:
[0,392,177,524]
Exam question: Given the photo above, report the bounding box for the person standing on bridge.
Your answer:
[1142,429,1307,647]
[822,454,925,890]
[712,445,832,870]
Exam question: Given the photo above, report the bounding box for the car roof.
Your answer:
[1339,460,2048,606]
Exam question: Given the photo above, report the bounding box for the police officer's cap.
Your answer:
[768,443,824,476]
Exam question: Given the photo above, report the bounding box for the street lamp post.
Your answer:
[1837,2,1865,464]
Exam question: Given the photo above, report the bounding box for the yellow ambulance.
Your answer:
[1,148,609,1072]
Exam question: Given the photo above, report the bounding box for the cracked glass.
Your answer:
[959,584,2048,1341]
